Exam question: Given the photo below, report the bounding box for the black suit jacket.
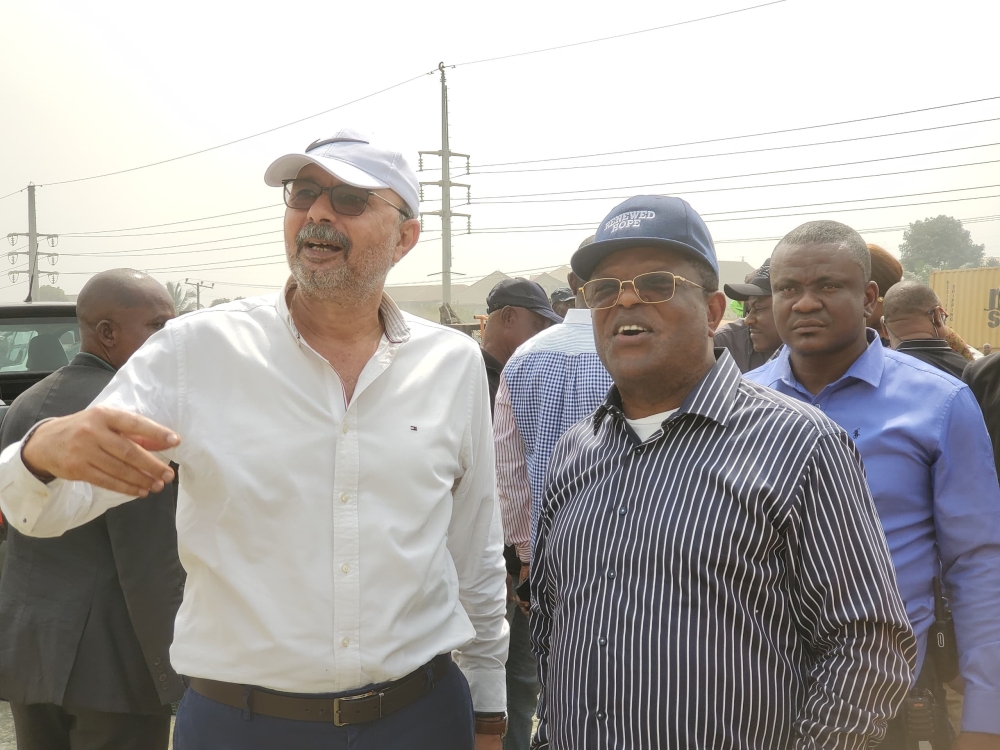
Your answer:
[0,353,185,713]
[963,354,1000,481]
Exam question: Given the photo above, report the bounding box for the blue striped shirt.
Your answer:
[530,350,915,749]
[748,332,1000,734]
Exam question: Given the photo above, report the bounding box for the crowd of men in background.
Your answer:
[0,131,998,750]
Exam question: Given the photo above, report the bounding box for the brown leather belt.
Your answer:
[188,653,451,726]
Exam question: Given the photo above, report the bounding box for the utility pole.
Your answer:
[184,278,214,310]
[419,62,471,306]
[5,184,59,302]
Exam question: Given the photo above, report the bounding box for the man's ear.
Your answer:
[96,320,116,348]
[567,271,582,294]
[706,291,727,334]
[500,306,517,327]
[392,218,420,265]
[862,280,879,319]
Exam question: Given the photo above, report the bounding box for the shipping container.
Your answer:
[929,267,1000,350]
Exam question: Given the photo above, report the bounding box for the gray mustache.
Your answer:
[296,223,352,253]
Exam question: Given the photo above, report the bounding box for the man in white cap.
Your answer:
[0,131,509,749]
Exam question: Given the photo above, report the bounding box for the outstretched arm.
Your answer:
[0,326,183,538]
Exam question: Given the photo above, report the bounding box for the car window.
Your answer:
[0,317,81,372]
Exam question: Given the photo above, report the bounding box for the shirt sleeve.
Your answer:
[0,325,183,539]
[932,386,1000,734]
[494,374,533,564]
[787,430,916,749]
[448,351,510,713]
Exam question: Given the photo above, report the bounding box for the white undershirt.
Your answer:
[625,409,679,441]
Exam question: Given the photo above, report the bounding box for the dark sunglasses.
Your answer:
[581,271,704,310]
[282,179,408,218]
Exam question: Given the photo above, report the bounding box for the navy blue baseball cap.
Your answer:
[487,278,564,324]
[571,195,719,281]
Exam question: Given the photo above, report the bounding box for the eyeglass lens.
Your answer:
[284,180,370,216]
[584,272,677,309]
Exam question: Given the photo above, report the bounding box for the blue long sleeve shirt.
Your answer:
[747,331,1000,734]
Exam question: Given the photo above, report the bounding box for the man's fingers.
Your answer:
[98,407,180,452]
[92,447,170,493]
[84,463,157,498]
[99,431,175,484]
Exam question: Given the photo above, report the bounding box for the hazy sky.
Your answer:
[1,0,998,302]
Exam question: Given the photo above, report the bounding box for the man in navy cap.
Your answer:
[548,289,575,319]
[715,258,782,372]
[481,278,561,409]
[528,195,915,749]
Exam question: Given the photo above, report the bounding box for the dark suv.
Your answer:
[0,302,80,421]
[0,302,79,571]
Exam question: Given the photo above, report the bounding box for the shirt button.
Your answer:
[342,637,350,648]
[597,711,606,720]
[153,657,162,666]
[618,507,627,515]
[342,423,349,434]
[342,563,351,574]
[341,493,350,503]
[158,674,167,682]
[598,636,607,646]
[607,569,616,580]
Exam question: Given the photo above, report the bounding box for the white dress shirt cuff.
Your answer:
[462,664,507,714]
[0,423,64,535]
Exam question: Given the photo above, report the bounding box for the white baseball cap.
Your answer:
[264,129,420,216]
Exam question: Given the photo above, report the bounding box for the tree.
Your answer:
[899,215,986,281]
[165,281,198,314]
[210,298,232,307]
[36,285,68,302]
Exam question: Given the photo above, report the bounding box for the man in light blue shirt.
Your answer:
[747,219,1000,750]
[494,243,613,750]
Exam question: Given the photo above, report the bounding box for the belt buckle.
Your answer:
[332,690,383,727]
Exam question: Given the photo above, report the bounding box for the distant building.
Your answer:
[386,260,757,324]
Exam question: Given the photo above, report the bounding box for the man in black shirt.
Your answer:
[529,195,914,750]
[881,281,969,379]
[718,259,782,372]
[480,278,560,409]
[964,354,1000,480]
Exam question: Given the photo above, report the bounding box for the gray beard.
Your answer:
[288,223,397,305]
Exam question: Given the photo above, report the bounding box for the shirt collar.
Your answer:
[562,307,592,326]
[71,351,116,372]
[279,277,411,345]
[771,327,885,392]
[594,348,743,432]
[895,338,950,352]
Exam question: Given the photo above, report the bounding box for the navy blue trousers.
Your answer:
[173,661,475,749]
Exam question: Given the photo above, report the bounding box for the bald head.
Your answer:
[78,269,176,369]
[883,281,942,322]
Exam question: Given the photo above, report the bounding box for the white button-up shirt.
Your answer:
[0,286,509,711]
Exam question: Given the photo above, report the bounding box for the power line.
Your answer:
[470,97,1000,169]
[64,204,282,235]
[61,214,284,238]
[0,187,26,202]
[471,154,1000,202]
[453,1,786,67]
[469,117,1000,175]
[473,152,1000,206]
[31,71,432,188]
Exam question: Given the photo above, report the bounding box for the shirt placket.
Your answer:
[332,391,362,691]
[330,337,399,691]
